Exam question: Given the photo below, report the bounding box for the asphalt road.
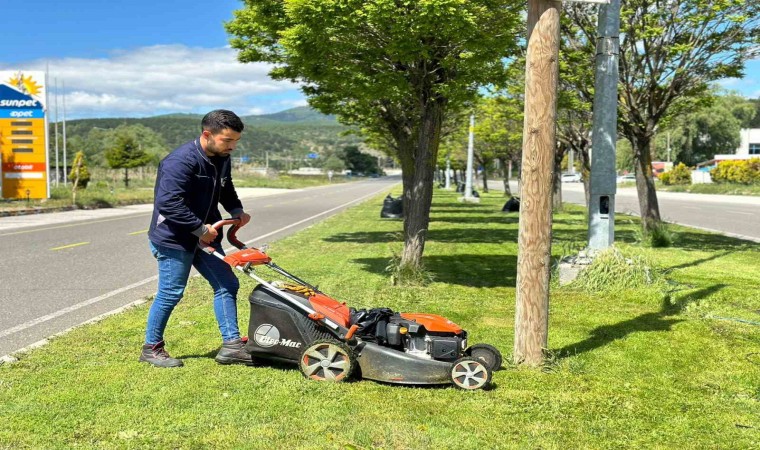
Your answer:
[0,177,399,359]
[560,183,760,242]
[490,180,760,242]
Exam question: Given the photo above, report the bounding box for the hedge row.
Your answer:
[710,158,760,184]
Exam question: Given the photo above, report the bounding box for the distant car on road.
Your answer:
[561,173,582,183]
[616,174,636,184]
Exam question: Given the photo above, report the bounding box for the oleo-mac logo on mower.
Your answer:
[254,324,302,348]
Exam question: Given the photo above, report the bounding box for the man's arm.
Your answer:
[219,168,250,227]
[155,157,205,235]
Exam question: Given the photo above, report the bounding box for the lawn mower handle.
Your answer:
[198,219,348,335]
[198,218,247,253]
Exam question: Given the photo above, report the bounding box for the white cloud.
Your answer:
[2,45,305,119]
[278,98,310,108]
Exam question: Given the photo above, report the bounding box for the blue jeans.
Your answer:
[146,241,241,345]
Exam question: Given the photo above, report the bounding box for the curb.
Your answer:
[0,299,149,366]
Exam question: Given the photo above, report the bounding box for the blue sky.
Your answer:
[0,0,306,119]
[1,1,757,120]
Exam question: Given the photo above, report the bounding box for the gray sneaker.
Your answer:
[139,341,183,368]
[215,338,255,366]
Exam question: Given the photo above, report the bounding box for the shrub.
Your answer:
[385,254,434,286]
[68,152,91,189]
[710,158,760,184]
[635,222,676,248]
[572,247,662,292]
[660,163,691,185]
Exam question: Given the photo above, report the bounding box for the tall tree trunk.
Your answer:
[552,149,563,211]
[515,0,560,367]
[632,136,661,231]
[576,144,591,209]
[481,162,489,193]
[553,145,567,211]
[499,157,512,196]
[400,99,445,270]
[123,168,130,188]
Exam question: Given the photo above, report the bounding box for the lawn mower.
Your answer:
[200,219,503,390]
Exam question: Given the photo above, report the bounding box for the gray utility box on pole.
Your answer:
[588,0,621,250]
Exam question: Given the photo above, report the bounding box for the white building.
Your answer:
[713,128,760,162]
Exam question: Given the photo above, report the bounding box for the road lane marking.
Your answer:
[128,229,149,235]
[0,276,158,340]
[726,211,754,216]
[239,184,393,246]
[0,182,397,343]
[50,242,90,251]
[0,213,152,237]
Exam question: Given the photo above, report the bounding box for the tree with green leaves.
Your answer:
[749,98,760,128]
[557,18,595,208]
[69,151,90,205]
[468,95,523,195]
[227,0,523,270]
[105,128,152,187]
[565,1,760,232]
[339,146,381,176]
[673,94,756,165]
[322,153,346,175]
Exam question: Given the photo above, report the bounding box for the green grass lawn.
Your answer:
[0,172,351,214]
[1,190,758,449]
[234,173,353,189]
[654,182,760,196]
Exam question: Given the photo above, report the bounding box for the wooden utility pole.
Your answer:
[514,0,561,366]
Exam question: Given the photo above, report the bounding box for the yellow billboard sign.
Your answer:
[0,70,49,199]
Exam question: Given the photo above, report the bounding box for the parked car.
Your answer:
[561,173,582,183]
[616,174,636,183]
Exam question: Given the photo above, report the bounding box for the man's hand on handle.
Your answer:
[200,213,251,244]
[200,226,219,244]
[236,212,251,228]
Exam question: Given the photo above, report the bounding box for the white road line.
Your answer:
[0,277,158,339]
[0,213,152,237]
[239,185,392,245]
[0,184,395,343]
[726,211,754,216]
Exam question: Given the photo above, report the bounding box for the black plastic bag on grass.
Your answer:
[381,194,403,218]
[502,196,520,212]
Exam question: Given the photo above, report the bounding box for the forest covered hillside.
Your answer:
[53,107,363,168]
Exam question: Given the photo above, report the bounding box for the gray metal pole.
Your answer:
[464,114,475,199]
[62,80,68,185]
[588,0,621,250]
[568,149,574,174]
[445,152,451,189]
[54,78,59,187]
[667,131,671,163]
[44,64,51,198]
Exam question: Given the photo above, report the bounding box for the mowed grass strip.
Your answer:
[1,189,758,449]
[0,173,349,214]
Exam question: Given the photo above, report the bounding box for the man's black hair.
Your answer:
[201,110,244,134]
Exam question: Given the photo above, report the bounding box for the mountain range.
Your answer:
[54,107,362,166]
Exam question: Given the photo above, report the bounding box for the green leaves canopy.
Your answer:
[227,0,524,268]
[227,0,523,125]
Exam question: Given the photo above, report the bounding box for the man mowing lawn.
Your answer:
[142,109,253,368]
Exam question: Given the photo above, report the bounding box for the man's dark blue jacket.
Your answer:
[148,139,244,252]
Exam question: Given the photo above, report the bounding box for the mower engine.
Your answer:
[352,309,468,362]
